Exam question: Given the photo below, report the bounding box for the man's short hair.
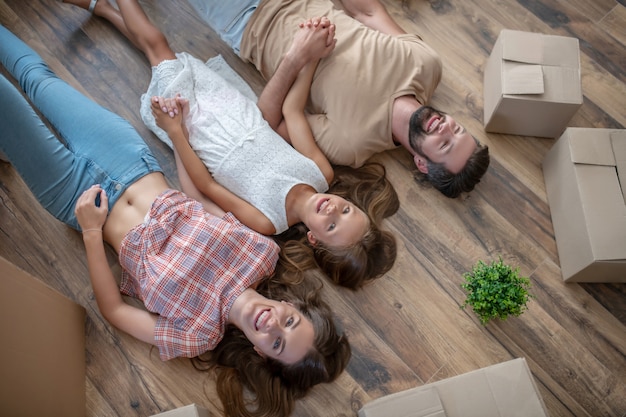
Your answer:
[425,140,490,198]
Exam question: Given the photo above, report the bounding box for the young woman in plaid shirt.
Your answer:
[0,24,350,417]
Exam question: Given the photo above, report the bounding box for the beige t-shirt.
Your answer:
[241,0,442,167]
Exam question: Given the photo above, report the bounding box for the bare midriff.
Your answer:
[103,172,170,252]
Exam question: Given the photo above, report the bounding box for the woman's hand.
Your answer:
[75,184,108,232]
[151,95,189,138]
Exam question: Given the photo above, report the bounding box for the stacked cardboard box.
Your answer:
[483,29,582,138]
[543,128,626,282]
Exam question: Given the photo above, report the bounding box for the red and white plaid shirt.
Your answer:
[118,190,279,360]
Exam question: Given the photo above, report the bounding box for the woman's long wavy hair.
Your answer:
[192,276,351,417]
[275,162,400,290]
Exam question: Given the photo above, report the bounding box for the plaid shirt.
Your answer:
[118,190,279,360]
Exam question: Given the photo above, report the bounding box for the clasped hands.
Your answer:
[151,94,189,136]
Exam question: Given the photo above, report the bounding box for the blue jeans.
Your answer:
[186,0,259,55]
[0,25,162,230]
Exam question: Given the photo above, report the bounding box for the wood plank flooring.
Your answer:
[0,1,625,416]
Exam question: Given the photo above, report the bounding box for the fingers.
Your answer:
[151,95,183,118]
[78,184,102,205]
[299,16,331,28]
[299,16,331,29]
[99,186,108,209]
[175,96,190,107]
[326,24,337,49]
[76,185,106,213]
[293,16,337,61]
[309,17,336,47]
[75,184,108,231]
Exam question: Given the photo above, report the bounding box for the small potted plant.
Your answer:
[460,257,534,325]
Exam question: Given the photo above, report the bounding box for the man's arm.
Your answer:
[338,0,406,35]
[257,17,336,135]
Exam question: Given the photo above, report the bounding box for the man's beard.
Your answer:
[409,105,441,153]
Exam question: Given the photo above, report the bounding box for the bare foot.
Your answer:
[61,0,127,34]
[61,0,111,16]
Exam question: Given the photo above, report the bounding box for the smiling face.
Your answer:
[303,193,370,249]
[410,106,478,174]
[237,296,315,365]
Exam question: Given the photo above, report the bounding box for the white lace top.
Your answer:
[140,53,328,233]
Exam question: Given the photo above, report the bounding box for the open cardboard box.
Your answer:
[358,358,549,417]
[483,29,582,138]
[542,127,626,282]
[0,256,86,416]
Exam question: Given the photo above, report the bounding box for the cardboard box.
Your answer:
[358,358,549,417]
[542,128,626,282]
[0,256,86,416]
[483,29,582,138]
[151,404,211,417]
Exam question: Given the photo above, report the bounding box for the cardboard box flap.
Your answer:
[541,65,582,103]
[543,35,580,67]
[485,359,549,416]
[501,29,579,68]
[434,371,497,417]
[502,62,544,95]
[568,130,617,166]
[611,132,626,204]
[501,30,544,64]
[434,358,547,417]
[357,386,447,417]
[579,164,626,260]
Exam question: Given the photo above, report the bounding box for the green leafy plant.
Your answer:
[460,257,534,325]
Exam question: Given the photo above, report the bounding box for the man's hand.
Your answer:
[257,17,335,131]
[287,16,337,67]
[300,16,336,47]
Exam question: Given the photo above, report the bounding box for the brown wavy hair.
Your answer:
[192,277,351,417]
[275,162,399,290]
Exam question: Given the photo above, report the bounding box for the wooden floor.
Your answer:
[1,0,625,416]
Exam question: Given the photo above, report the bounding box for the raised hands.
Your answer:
[287,16,337,67]
[151,94,190,135]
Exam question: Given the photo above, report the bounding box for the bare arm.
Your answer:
[257,17,337,137]
[75,186,157,345]
[152,97,276,235]
[173,149,225,217]
[283,60,334,183]
[338,0,406,35]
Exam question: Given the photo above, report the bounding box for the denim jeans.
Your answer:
[0,25,162,230]
[186,0,260,55]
